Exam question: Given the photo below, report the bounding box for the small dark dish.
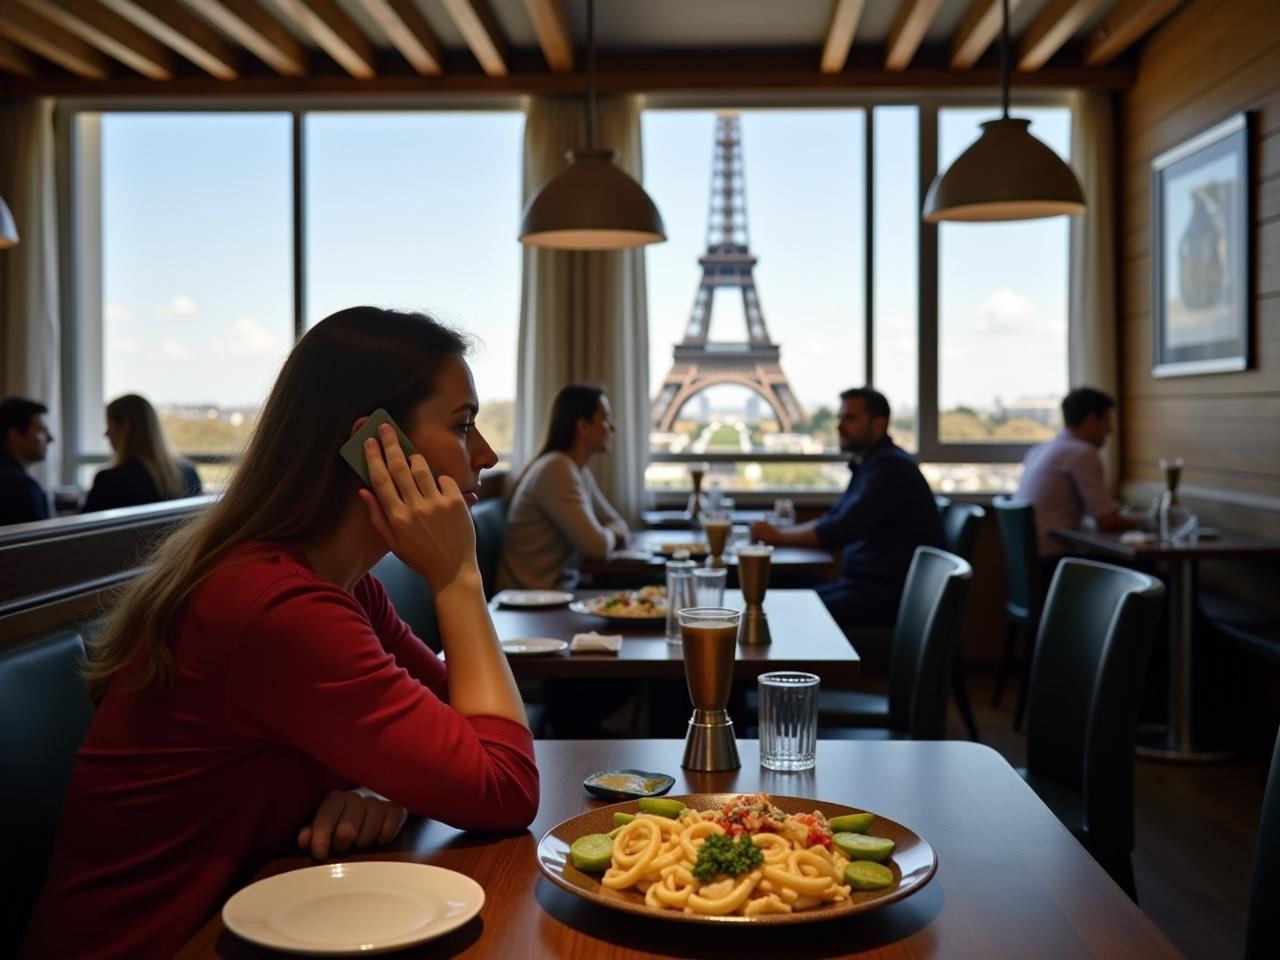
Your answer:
[582,769,676,802]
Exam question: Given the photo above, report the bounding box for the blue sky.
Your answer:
[99,104,1069,425]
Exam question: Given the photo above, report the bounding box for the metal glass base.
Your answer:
[737,607,771,646]
[1135,724,1243,764]
[681,709,740,771]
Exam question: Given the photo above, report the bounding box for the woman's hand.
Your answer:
[359,422,479,592]
[298,789,408,860]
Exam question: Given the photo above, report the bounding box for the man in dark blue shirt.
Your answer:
[751,387,943,638]
[1,396,53,526]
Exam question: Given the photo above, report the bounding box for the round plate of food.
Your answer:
[492,589,574,608]
[569,586,668,623]
[536,792,936,924]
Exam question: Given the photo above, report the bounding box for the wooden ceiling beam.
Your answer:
[820,0,865,75]
[439,0,507,77]
[181,0,306,77]
[0,3,111,79]
[885,0,944,71]
[521,0,572,72]
[0,34,38,76]
[352,0,442,75]
[1083,0,1182,66]
[1018,0,1105,71]
[14,0,174,80]
[100,0,240,80]
[270,0,375,79]
[950,0,1024,70]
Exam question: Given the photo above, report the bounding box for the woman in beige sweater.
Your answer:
[498,385,629,591]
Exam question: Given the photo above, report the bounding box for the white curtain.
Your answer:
[514,95,651,523]
[0,97,61,488]
[1068,90,1119,491]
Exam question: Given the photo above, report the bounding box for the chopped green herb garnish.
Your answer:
[691,833,764,882]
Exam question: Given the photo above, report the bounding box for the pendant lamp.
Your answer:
[0,195,17,249]
[519,0,666,249]
[922,0,1085,223]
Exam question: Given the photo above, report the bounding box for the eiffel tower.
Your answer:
[651,112,805,433]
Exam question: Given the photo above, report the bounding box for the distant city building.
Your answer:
[995,395,1060,427]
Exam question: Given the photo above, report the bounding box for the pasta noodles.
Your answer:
[596,793,863,917]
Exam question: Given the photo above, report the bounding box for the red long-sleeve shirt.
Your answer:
[22,542,539,960]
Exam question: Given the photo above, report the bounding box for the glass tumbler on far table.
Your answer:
[758,671,819,771]
[693,567,727,607]
[665,559,698,644]
[772,498,796,526]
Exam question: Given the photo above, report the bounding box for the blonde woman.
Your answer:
[82,394,201,512]
[25,308,537,959]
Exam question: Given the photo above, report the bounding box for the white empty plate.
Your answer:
[501,638,569,656]
[223,861,484,955]
[493,589,574,608]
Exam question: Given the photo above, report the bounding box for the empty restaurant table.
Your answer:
[176,740,1180,959]
[1052,527,1280,761]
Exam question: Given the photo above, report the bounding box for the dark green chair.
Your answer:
[819,546,972,740]
[471,497,508,600]
[1247,727,1280,959]
[371,553,440,652]
[940,503,985,741]
[933,494,952,514]
[0,628,96,952]
[992,496,1045,730]
[1018,558,1164,900]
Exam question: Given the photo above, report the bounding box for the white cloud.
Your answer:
[158,338,192,360]
[158,295,197,318]
[972,288,1036,335]
[215,317,285,357]
[104,304,127,323]
[109,336,141,355]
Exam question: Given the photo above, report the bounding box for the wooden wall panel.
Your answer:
[1119,0,1280,546]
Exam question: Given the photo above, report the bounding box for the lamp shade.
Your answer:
[0,195,17,249]
[923,118,1085,223]
[519,149,666,250]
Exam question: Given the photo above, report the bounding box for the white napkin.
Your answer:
[608,548,654,561]
[1120,531,1158,545]
[570,631,623,654]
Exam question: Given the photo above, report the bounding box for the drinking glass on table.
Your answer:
[772,498,796,527]
[665,559,698,644]
[701,509,732,569]
[692,567,727,607]
[758,671,819,771]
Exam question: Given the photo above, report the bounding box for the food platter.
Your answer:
[535,794,936,925]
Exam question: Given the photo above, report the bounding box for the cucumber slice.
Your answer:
[637,797,686,819]
[828,812,874,834]
[613,812,636,828]
[844,860,894,890]
[570,833,615,872]
[833,832,895,862]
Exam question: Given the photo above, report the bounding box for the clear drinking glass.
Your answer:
[665,559,698,644]
[693,567,727,607]
[772,498,796,526]
[758,672,819,771]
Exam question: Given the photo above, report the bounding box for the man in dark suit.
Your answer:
[750,387,943,640]
[0,396,54,525]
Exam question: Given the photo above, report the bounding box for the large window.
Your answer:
[642,102,1073,494]
[69,108,522,487]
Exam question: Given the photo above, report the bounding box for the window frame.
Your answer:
[640,93,1074,480]
[53,95,523,484]
[54,91,1072,487]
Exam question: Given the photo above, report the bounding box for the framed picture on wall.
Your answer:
[1151,112,1251,377]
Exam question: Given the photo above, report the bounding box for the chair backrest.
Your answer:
[1025,559,1164,860]
[0,628,96,950]
[370,553,440,652]
[992,495,1042,622]
[472,497,508,600]
[886,546,973,738]
[1246,727,1280,959]
[933,494,952,515]
[942,503,985,562]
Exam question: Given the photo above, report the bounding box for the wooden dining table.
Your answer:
[1052,526,1280,762]
[581,529,837,587]
[176,739,1180,959]
[490,588,859,685]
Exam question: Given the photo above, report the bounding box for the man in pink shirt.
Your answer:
[1014,387,1138,557]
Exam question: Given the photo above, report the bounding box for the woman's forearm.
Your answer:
[433,571,528,725]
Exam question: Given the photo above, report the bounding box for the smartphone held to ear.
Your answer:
[340,408,438,490]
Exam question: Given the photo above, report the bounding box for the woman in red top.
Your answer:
[23,307,539,959]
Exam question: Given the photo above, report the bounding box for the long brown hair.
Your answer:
[86,307,469,703]
[512,384,605,493]
[105,393,187,499]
